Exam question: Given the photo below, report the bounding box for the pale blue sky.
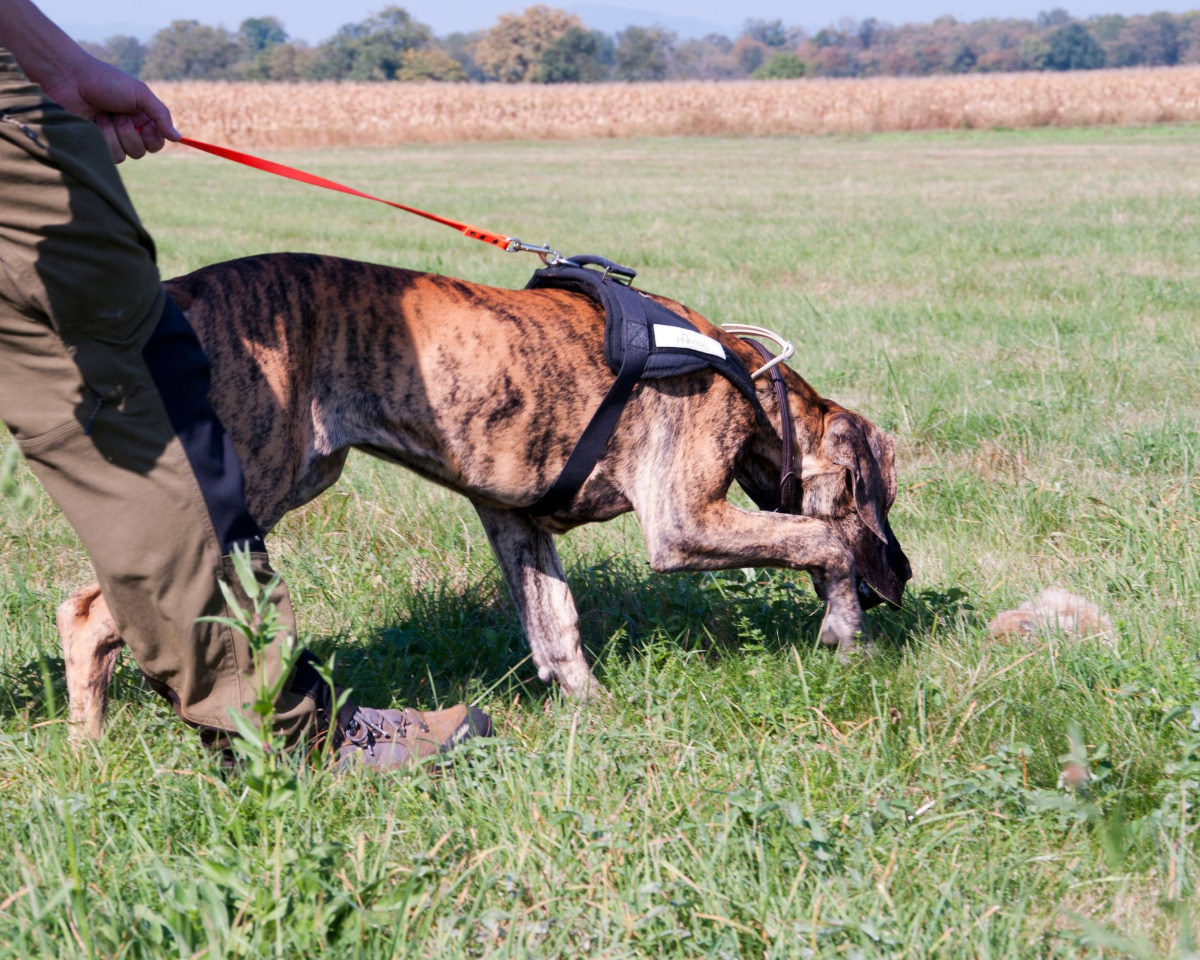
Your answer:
[40,0,1200,45]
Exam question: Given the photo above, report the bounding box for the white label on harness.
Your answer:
[653,325,726,359]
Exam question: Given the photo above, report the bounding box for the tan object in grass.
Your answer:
[987,587,1112,640]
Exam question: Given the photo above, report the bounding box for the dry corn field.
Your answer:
[159,66,1200,147]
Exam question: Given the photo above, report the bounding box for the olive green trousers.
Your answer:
[0,51,318,741]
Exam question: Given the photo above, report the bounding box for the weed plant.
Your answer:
[1,128,1198,957]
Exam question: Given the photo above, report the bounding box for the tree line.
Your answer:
[80,5,1200,83]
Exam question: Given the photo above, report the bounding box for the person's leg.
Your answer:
[0,58,318,742]
[0,55,492,765]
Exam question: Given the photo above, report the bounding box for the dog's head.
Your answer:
[801,409,912,609]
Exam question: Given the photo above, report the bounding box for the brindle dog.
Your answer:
[59,252,912,739]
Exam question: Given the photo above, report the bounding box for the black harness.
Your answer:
[526,255,764,516]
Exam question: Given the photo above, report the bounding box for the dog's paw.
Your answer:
[837,640,878,665]
[578,675,610,702]
[818,604,862,650]
[59,582,123,743]
[549,660,605,701]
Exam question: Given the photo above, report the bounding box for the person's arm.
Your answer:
[0,0,179,162]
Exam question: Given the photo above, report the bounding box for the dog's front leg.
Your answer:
[640,499,864,654]
[473,503,599,697]
[57,583,125,741]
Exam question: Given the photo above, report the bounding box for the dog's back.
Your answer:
[166,253,630,529]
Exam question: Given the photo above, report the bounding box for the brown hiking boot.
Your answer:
[334,703,492,772]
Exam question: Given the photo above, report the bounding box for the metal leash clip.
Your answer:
[505,239,577,266]
[721,324,795,379]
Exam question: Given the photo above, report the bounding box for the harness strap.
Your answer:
[526,257,770,518]
[528,283,652,516]
[742,338,801,514]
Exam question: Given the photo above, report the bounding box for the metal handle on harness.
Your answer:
[721,324,795,379]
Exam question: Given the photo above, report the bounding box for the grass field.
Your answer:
[2,125,1200,957]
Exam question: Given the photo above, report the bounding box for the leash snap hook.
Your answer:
[505,238,576,267]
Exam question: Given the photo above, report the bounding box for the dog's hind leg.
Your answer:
[57,583,125,742]
[473,503,600,698]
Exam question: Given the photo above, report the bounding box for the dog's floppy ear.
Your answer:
[822,413,889,543]
[867,423,898,509]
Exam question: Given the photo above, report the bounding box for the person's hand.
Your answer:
[39,53,181,163]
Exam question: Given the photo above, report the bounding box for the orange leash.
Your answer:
[179,136,567,261]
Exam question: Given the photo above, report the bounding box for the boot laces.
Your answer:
[343,707,428,748]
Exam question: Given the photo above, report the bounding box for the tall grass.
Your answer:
[157,67,1200,148]
[1,126,1199,956]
